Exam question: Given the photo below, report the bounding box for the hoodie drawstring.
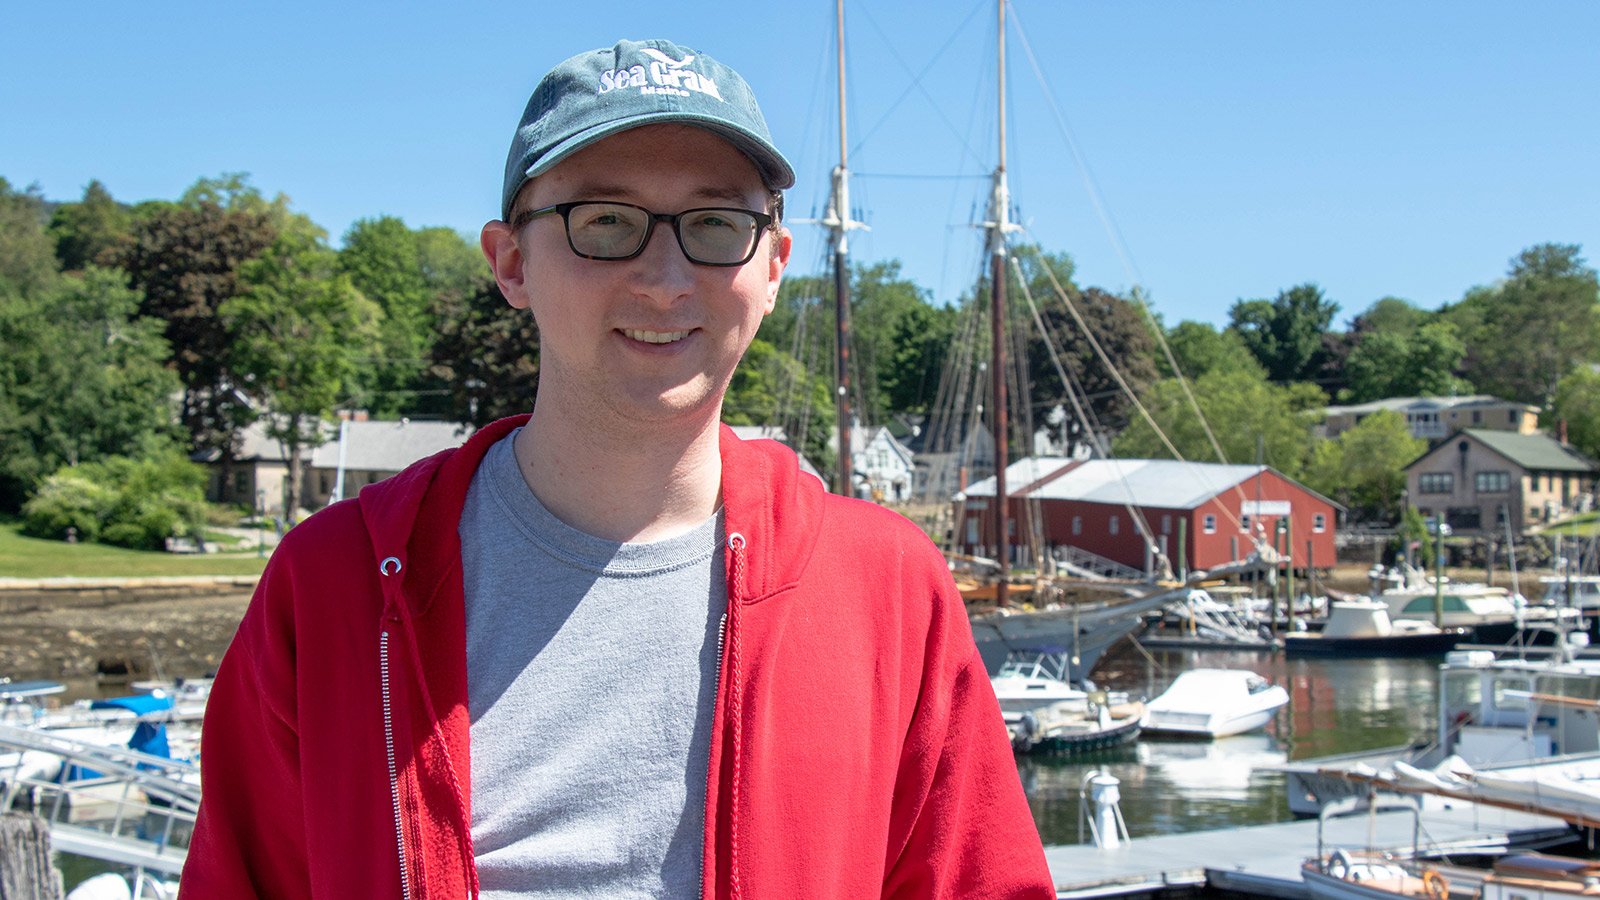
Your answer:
[725,532,748,900]
[381,557,482,899]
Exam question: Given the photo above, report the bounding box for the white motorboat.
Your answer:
[989,646,1089,718]
[1142,668,1289,738]
[1273,640,1600,815]
[988,647,1144,754]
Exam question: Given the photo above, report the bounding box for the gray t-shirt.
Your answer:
[459,431,724,899]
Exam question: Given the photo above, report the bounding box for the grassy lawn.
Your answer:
[0,521,270,579]
[1542,512,1600,537]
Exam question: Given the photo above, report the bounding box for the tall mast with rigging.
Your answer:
[821,0,867,497]
[987,0,1016,605]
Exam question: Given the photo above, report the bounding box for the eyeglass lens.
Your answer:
[565,203,761,265]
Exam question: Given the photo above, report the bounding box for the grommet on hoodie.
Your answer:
[380,557,403,576]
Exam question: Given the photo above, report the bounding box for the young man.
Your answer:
[182,39,1053,899]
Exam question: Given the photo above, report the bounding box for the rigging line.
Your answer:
[1007,2,1141,289]
[849,0,991,170]
[851,173,990,180]
[1017,242,1250,536]
[1008,4,1240,496]
[1011,256,1161,560]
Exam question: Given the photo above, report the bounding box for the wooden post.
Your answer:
[0,813,64,900]
[1486,535,1496,589]
[1177,517,1188,583]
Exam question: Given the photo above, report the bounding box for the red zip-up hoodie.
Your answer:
[181,417,1054,899]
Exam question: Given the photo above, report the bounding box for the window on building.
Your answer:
[1240,514,1251,533]
[1313,513,1326,533]
[1509,410,1517,424]
[1109,516,1119,536]
[1476,471,1511,493]
[1162,514,1171,534]
[1472,410,1481,424]
[1418,473,1454,494]
[966,517,979,546]
[1072,516,1082,536]
[1203,515,1217,534]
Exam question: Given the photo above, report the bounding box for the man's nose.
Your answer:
[628,220,696,300]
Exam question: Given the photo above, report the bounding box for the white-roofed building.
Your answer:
[727,425,825,487]
[1321,395,1539,441]
[304,418,475,508]
[849,425,915,502]
[957,457,1340,574]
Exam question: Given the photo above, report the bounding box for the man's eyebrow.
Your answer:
[560,182,757,206]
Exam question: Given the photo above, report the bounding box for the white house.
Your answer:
[850,426,916,502]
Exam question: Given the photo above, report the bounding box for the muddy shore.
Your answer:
[1,591,252,682]
[0,561,1551,685]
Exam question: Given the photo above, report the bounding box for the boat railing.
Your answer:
[1053,545,1148,583]
[0,722,197,876]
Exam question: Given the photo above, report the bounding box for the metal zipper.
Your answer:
[381,629,414,900]
[700,610,728,900]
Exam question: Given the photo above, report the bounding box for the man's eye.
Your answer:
[689,213,738,230]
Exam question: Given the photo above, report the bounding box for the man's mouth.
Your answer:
[621,328,692,344]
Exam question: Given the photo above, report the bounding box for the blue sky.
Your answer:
[4,2,1595,328]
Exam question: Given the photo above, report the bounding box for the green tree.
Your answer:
[1159,320,1265,380]
[1024,276,1159,453]
[882,300,958,414]
[180,172,326,245]
[0,267,182,511]
[121,195,278,476]
[1228,283,1339,384]
[1304,410,1426,520]
[1466,244,1600,407]
[48,179,132,272]
[225,233,380,515]
[724,338,835,477]
[429,281,541,426]
[1341,321,1470,402]
[339,216,435,416]
[1111,367,1319,479]
[0,178,58,301]
[1548,368,1600,461]
[1352,297,1423,336]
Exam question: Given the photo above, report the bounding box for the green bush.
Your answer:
[19,473,114,543]
[21,449,210,550]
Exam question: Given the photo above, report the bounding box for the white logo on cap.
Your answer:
[598,48,723,101]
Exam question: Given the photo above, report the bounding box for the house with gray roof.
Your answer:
[1321,395,1539,441]
[1404,428,1598,534]
[304,419,475,508]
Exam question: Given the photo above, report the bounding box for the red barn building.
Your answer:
[956,458,1340,574]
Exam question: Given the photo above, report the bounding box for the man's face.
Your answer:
[489,123,791,429]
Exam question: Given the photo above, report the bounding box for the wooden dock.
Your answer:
[1043,806,1573,899]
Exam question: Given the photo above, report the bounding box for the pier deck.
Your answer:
[1043,806,1573,899]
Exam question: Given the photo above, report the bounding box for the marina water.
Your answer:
[1022,642,1441,845]
[51,644,1443,887]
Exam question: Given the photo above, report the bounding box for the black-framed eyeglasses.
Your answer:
[512,201,775,267]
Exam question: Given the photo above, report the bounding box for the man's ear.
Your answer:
[764,227,793,315]
[481,220,530,310]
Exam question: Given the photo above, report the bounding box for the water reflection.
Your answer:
[1024,644,1443,845]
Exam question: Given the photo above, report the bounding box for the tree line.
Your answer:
[2,172,1596,546]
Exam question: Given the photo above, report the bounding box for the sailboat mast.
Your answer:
[831,0,855,497]
[990,0,1012,605]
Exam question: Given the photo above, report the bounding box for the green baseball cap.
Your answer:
[501,38,796,221]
